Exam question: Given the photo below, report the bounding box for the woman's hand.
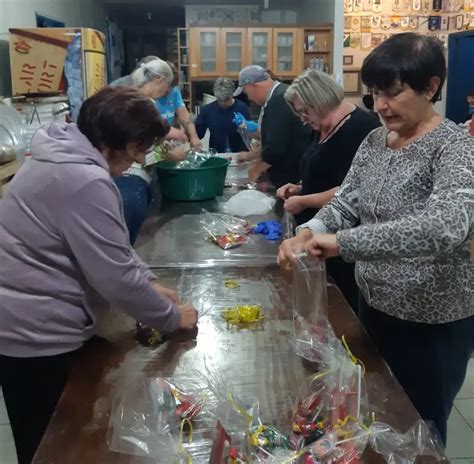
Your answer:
[284,196,306,215]
[305,233,339,260]
[177,303,198,330]
[277,183,301,200]
[151,282,180,304]
[168,127,188,143]
[190,136,203,151]
[168,146,188,162]
[278,228,313,269]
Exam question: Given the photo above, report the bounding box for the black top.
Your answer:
[261,83,313,188]
[295,107,381,225]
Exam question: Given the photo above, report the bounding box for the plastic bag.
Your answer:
[369,420,446,464]
[291,253,332,364]
[221,191,276,217]
[200,209,252,250]
[108,373,214,461]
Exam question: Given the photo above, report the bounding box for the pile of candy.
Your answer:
[221,305,264,326]
[213,232,248,250]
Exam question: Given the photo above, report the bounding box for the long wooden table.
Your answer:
[33,185,425,463]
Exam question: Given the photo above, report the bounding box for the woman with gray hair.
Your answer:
[111,58,173,100]
[110,59,186,245]
[277,69,380,311]
[195,77,251,153]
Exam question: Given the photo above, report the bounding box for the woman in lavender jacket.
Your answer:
[0,87,198,464]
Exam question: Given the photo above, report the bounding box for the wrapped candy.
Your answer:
[249,424,292,451]
[151,378,203,422]
[135,321,163,346]
[200,210,252,250]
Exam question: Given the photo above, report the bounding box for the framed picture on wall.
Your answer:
[343,55,354,66]
[343,69,362,95]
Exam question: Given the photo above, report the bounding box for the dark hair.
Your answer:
[361,33,446,103]
[362,94,374,110]
[166,61,179,88]
[77,86,170,155]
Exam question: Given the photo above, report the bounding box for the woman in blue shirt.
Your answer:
[155,60,202,151]
[195,77,251,153]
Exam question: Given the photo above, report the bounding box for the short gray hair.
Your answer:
[285,70,344,117]
[214,77,235,101]
[131,58,173,87]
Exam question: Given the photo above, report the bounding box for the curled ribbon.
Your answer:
[341,335,366,373]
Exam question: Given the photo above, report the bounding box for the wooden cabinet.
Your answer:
[273,28,302,77]
[221,28,246,76]
[303,27,333,74]
[189,27,221,77]
[188,25,333,79]
[247,28,273,70]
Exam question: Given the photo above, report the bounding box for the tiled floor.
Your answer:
[0,359,473,463]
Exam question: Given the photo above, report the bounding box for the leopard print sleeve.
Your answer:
[336,131,474,262]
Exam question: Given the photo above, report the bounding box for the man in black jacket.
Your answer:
[234,66,312,188]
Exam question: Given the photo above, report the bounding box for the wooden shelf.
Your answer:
[304,50,330,54]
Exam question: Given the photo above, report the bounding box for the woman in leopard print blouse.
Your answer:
[279,33,473,445]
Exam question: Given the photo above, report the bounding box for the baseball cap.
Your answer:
[233,65,270,96]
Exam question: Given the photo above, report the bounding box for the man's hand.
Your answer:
[236,152,248,163]
[305,234,339,260]
[277,183,301,200]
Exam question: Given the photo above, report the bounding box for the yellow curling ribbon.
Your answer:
[341,335,366,373]
[227,392,253,427]
[221,305,264,326]
[178,418,193,464]
[334,415,361,439]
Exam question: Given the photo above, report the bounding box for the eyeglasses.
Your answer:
[292,104,310,119]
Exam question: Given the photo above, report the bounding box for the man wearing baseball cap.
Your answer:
[235,65,312,188]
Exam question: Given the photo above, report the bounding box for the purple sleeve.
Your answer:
[59,178,180,334]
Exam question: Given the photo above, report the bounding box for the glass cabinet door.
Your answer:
[223,29,244,75]
[273,29,300,76]
[276,32,294,72]
[248,29,272,69]
[199,30,218,73]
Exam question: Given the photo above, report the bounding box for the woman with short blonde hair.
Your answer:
[278,69,380,311]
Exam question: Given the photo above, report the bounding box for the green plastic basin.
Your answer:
[156,157,230,201]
